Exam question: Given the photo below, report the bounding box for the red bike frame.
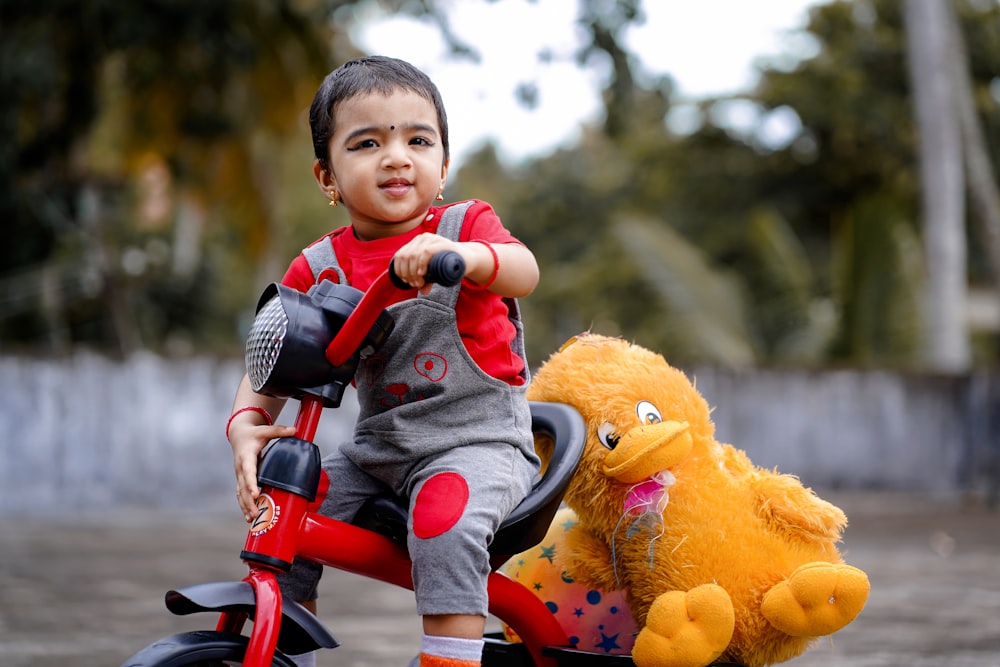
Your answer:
[210,265,572,667]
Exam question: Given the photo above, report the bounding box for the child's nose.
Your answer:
[382,139,412,169]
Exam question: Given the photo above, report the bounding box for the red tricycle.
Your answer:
[119,251,738,667]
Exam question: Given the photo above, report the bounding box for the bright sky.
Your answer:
[353,0,820,164]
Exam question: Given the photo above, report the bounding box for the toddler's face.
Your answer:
[326,89,449,239]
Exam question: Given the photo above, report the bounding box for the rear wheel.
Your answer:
[120,631,297,666]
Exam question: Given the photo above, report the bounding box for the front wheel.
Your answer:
[120,631,298,667]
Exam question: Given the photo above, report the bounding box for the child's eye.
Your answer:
[409,137,433,147]
[348,139,378,151]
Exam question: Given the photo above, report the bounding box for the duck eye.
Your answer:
[597,422,621,450]
[636,400,662,425]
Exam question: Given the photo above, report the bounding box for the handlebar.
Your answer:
[388,250,466,290]
[324,250,465,368]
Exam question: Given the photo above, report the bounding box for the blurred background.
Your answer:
[3,0,1000,512]
[2,2,1000,666]
[5,0,1000,370]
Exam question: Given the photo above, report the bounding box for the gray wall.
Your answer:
[0,353,358,516]
[2,354,997,516]
[691,366,998,496]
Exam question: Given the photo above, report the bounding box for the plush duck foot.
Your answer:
[761,561,870,637]
[632,584,735,667]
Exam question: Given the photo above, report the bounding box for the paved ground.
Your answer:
[1,492,998,667]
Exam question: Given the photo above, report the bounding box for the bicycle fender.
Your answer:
[165,581,339,655]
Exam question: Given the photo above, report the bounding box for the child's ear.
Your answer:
[313,160,340,206]
[439,160,449,189]
[313,160,337,199]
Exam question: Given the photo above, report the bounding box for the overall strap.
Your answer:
[429,200,529,383]
[436,201,474,242]
[302,236,347,284]
[426,201,475,307]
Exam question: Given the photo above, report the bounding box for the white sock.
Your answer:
[289,651,316,667]
[420,634,484,661]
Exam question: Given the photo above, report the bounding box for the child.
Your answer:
[226,56,541,667]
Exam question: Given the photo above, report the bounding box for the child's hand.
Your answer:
[230,421,297,521]
[393,233,538,297]
[392,233,463,293]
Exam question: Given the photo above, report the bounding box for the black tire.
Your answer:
[120,631,297,667]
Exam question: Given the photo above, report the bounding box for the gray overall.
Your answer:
[279,202,539,617]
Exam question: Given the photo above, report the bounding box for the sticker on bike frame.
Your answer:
[250,493,280,536]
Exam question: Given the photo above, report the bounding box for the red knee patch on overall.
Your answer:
[412,472,470,539]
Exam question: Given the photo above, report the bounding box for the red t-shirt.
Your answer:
[281,200,526,385]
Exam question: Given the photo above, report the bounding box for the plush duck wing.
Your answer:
[564,522,621,592]
[750,468,846,542]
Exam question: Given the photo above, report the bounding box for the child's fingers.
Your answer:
[236,464,259,520]
[395,234,458,287]
[234,424,295,520]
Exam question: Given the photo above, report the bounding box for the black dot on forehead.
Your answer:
[390,125,395,130]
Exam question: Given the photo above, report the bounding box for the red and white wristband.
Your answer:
[225,406,273,440]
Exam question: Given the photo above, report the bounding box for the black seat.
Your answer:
[351,401,586,561]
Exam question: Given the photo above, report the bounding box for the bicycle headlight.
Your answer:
[244,281,392,404]
[245,288,294,393]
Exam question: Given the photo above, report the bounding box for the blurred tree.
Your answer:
[905,0,968,371]
[0,0,651,356]
[754,0,1000,369]
[1,0,348,353]
[5,0,1000,373]
[487,0,1000,370]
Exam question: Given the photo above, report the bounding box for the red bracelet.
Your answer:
[225,406,273,440]
[464,239,499,291]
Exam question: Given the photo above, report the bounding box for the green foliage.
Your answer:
[828,193,925,364]
[1,0,342,353]
[4,0,1000,371]
[485,0,1000,369]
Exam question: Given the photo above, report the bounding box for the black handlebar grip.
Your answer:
[426,250,466,287]
[389,250,466,290]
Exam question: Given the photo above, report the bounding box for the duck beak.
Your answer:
[602,420,693,484]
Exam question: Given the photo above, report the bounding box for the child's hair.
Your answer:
[309,55,450,173]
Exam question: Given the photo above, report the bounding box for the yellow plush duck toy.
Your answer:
[508,334,869,667]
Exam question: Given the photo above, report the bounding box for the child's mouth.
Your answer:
[380,179,412,196]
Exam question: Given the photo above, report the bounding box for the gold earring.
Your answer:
[436,190,444,202]
[329,191,339,207]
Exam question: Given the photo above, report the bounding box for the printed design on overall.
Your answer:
[363,350,452,410]
[414,351,447,381]
[363,356,387,388]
